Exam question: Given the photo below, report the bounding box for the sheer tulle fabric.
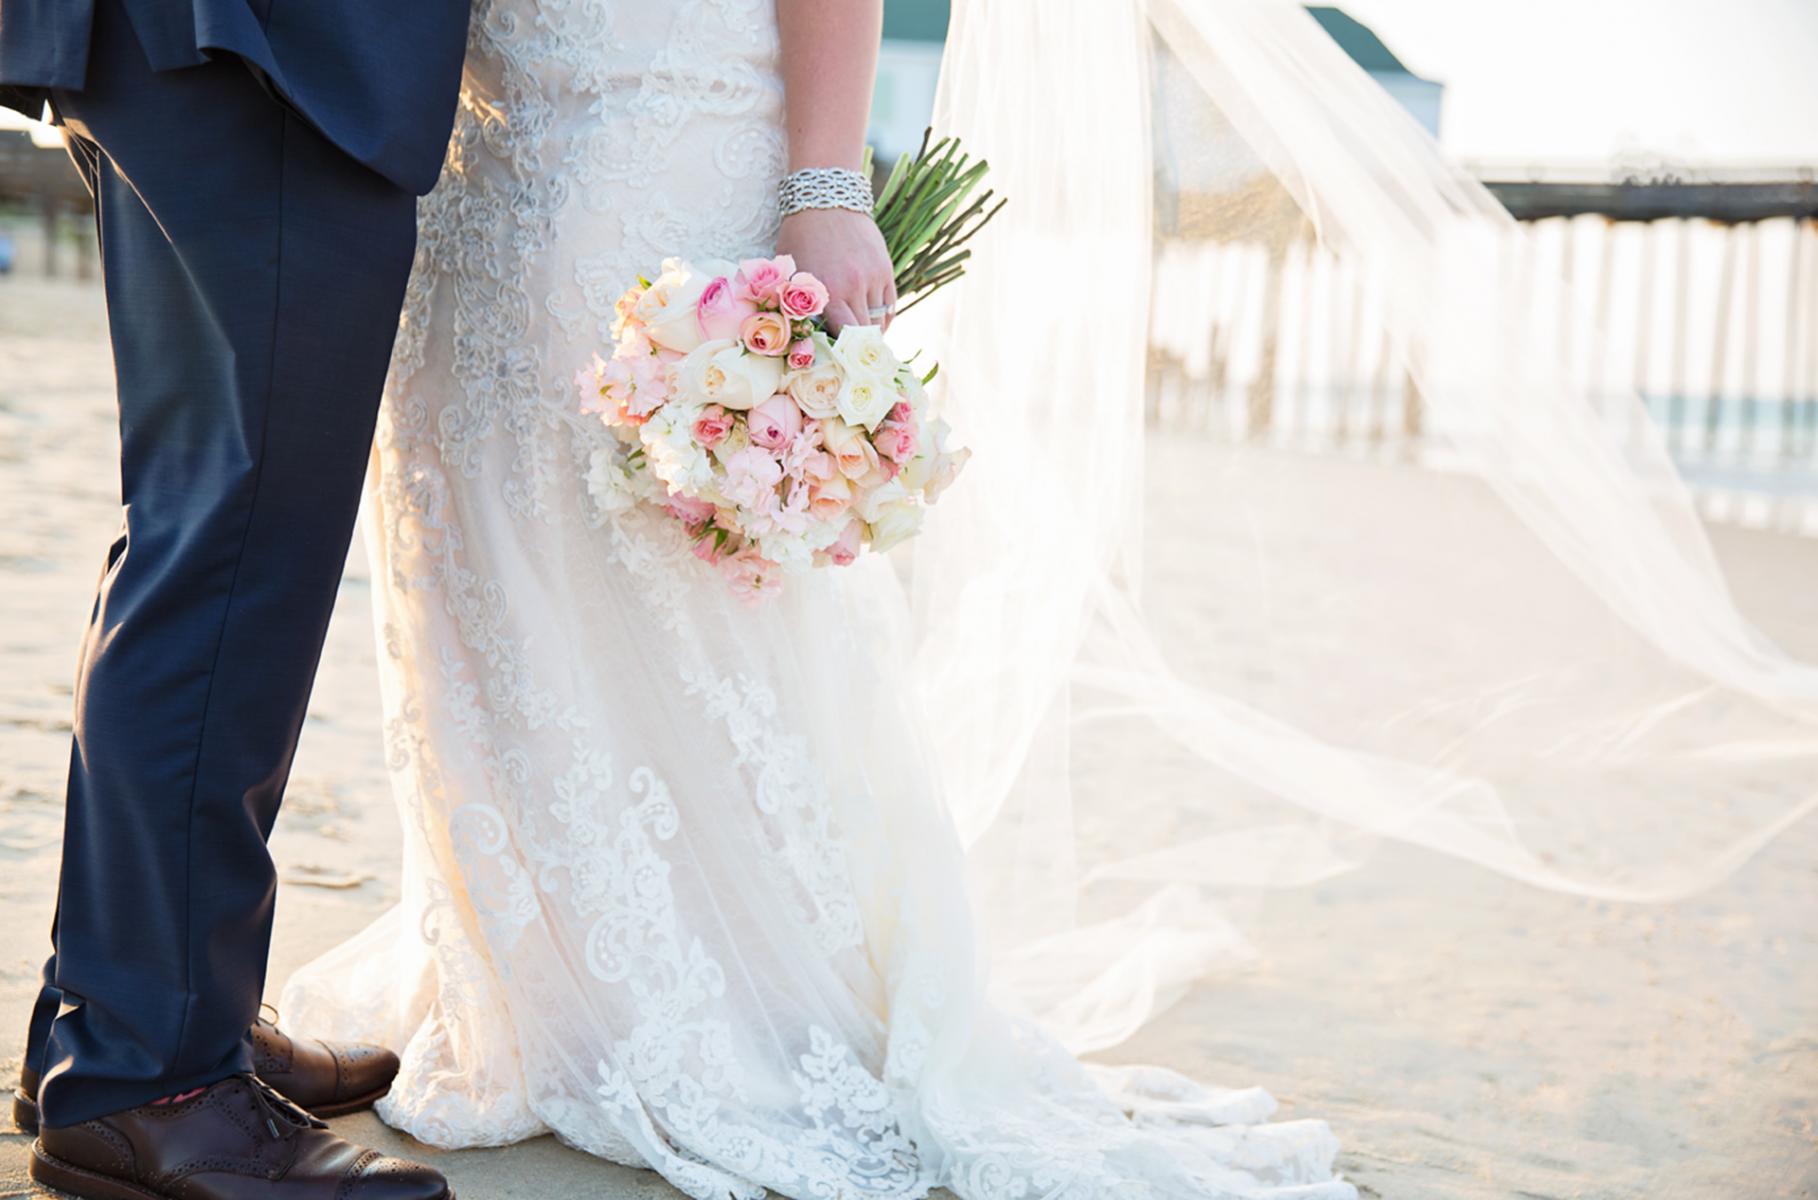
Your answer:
[905,0,1818,1052]
[283,0,1355,1196]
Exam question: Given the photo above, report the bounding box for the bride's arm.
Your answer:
[774,1,894,332]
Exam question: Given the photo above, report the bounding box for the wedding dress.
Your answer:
[286,0,1818,1194]
[282,0,1353,1196]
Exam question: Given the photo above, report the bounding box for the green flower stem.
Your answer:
[870,130,1006,311]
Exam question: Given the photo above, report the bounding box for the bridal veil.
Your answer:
[906,0,1818,1052]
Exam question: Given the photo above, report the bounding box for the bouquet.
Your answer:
[576,135,1003,603]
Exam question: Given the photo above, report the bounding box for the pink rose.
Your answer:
[747,393,805,452]
[825,518,863,567]
[665,494,717,528]
[740,311,793,357]
[777,273,830,320]
[873,420,919,464]
[691,403,734,448]
[721,550,784,605]
[736,255,796,304]
[697,275,759,342]
[889,401,913,424]
[787,339,817,370]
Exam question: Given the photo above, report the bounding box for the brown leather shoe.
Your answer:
[249,1014,400,1119]
[13,1012,399,1136]
[12,1060,39,1135]
[29,1075,452,1200]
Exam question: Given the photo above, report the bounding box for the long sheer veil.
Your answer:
[903,0,1818,1053]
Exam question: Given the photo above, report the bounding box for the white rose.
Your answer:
[897,453,935,493]
[836,372,896,431]
[786,361,846,420]
[636,261,717,355]
[866,498,925,554]
[831,325,901,379]
[679,339,785,412]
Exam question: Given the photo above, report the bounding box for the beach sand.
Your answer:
[1,276,1813,1199]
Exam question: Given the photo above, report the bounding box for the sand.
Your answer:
[1,275,1814,1199]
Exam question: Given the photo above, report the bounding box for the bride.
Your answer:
[287,0,1818,1196]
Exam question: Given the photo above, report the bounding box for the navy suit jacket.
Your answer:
[0,0,469,195]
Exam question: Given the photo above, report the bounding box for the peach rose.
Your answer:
[740,311,793,357]
[821,419,880,482]
[808,473,854,521]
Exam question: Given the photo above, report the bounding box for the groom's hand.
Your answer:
[777,208,895,335]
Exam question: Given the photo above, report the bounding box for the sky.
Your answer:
[5,2,1817,167]
[1336,0,1818,167]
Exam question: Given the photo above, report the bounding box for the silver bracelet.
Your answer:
[778,167,874,219]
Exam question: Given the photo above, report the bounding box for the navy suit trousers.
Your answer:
[24,0,419,1127]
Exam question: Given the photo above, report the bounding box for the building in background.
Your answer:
[1305,6,1444,136]
[871,0,950,165]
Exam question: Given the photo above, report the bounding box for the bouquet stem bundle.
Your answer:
[869,130,1007,315]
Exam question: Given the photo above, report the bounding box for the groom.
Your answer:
[1,0,469,1197]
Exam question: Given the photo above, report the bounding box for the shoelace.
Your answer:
[246,1076,326,1140]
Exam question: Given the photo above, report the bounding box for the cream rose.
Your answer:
[636,261,718,354]
[678,338,786,411]
[835,372,897,431]
[786,363,844,421]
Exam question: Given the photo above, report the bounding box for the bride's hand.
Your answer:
[776,208,895,334]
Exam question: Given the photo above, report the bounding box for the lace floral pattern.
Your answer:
[280,0,1355,1196]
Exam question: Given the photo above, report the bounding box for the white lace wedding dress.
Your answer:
[282,1,1353,1196]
